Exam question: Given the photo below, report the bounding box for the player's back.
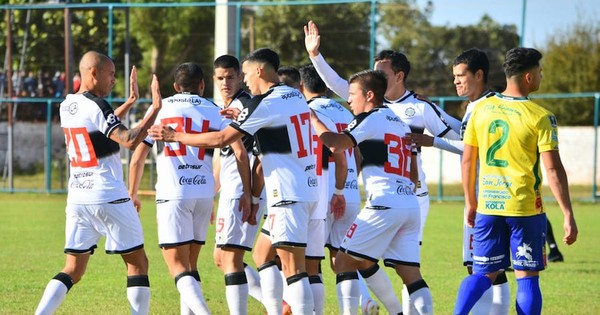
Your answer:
[60,92,128,204]
[151,93,229,200]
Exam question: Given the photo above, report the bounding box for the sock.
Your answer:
[516,276,542,315]
[244,263,262,302]
[285,272,314,315]
[491,272,510,315]
[406,279,433,315]
[35,273,73,315]
[174,272,210,315]
[336,272,360,315]
[356,272,373,310]
[470,286,493,315]
[225,271,249,315]
[258,262,283,315]
[454,273,493,315]
[360,264,403,314]
[309,275,325,315]
[402,285,418,315]
[127,275,151,315]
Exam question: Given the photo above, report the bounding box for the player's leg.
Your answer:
[121,248,151,315]
[546,218,564,262]
[509,214,546,315]
[489,271,510,315]
[253,223,282,315]
[306,218,326,315]
[220,247,250,315]
[416,193,430,245]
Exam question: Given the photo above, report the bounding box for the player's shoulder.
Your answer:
[348,106,387,131]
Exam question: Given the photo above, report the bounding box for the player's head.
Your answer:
[347,69,387,115]
[173,62,205,95]
[452,48,490,100]
[213,55,242,100]
[503,47,543,92]
[277,66,301,89]
[242,48,280,95]
[299,64,327,96]
[374,50,410,94]
[78,51,115,97]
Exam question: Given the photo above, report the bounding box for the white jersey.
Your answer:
[344,106,418,209]
[310,109,336,219]
[308,96,360,204]
[142,93,230,200]
[60,92,129,204]
[218,90,255,199]
[230,83,319,206]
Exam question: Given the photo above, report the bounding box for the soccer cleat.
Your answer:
[548,250,564,262]
[362,298,380,315]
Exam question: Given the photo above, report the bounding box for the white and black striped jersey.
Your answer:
[308,96,360,205]
[218,90,255,199]
[60,92,129,204]
[230,83,319,206]
[310,109,336,219]
[142,93,230,200]
[344,106,418,209]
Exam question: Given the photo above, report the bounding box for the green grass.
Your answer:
[0,193,598,314]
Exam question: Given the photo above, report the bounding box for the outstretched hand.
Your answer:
[304,20,321,58]
[128,66,139,103]
[148,125,176,142]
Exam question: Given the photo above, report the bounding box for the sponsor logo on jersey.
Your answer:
[68,102,78,114]
[281,90,302,100]
[307,177,318,187]
[320,101,344,111]
[396,184,415,195]
[70,179,94,189]
[177,164,203,170]
[178,175,207,186]
[386,115,401,122]
[345,180,358,190]
[484,201,505,210]
[404,107,416,117]
[305,164,315,172]
[167,97,203,105]
[73,171,93,179]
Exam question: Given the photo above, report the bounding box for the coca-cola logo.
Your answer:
[70,179,94,189]
[179,175,207,186]
[345,180,358,190]
[307,177,318,187]
[396,185,414,195]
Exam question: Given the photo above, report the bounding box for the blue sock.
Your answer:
[516,276,542,315]
[454,273,493,315]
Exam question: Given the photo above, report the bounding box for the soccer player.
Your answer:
[299,64,380,315]
[149,48,318,315]
[35,51,162,315]
[278,66,302,89]
[455,47,578,315]
[211,54,265,314]
[305,20,460,314]
[129,62,249,314]
[409,48,511,315]
[311,69,433,315]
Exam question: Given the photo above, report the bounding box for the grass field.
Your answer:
[0,193,598,314]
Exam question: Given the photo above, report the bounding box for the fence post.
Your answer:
[45,100,52,193]
[593,93,599,201]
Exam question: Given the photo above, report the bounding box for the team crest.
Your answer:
[405,107,416,117]
[68,102,78,115]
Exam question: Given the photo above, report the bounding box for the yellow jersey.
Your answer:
[463,93,559,216]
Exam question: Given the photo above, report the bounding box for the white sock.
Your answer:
[127,275,151,315]
[180,296,193,315]
[471,286,494,315]
[490,282,510,315]
[175,274,210,315]
[309,275,325,315]
[244,264,262,302]
[258,263,283,315]
[35,276,71,315]
[336,272,360,315]
[357,273,373,309]
[285,273,314,314]
[361,265,402,314]
[402,285,418,315]
[404,280,433,315]
[225,272,249,315]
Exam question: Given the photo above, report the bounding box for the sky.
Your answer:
[415,0,599,47]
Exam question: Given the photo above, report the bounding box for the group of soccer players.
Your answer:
[35,19,577,315]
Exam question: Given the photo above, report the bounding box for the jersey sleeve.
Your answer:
[310,53,350,100]
[433,136,464,154]
[462,110,478,147]
[422,101,461,140]
[230,94,271,136]
[344,112,374,146]
[537,114,559,152]
[89,95,121,137]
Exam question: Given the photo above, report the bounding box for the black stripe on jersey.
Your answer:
[422,97,453,137]
[229,89,273,136]
[83,92,121,135]
[233,89,253,107]
[344,107,383,147]
[88,130,120,158]
[357,139,387,168]
[254,125,292,155]
[320,144,331,170]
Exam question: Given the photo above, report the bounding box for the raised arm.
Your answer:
[304,20,350,99]
[114,66,139,119]
[541,150,578,245]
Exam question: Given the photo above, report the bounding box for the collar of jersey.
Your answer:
[307,95,328,104]
[386,90,413,104]
[496,93,529,101]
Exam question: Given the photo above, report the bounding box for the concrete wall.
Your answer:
[0,122,65,171]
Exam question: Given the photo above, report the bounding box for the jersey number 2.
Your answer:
[486,119,509,167]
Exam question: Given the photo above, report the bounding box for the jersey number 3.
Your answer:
[384,133,411,177]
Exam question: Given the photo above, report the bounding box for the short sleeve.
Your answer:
[462,110,478,147]
[537,114,559,152]
[230,95,271,136]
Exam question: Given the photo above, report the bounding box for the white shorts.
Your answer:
[340,206,421,267]
[326,202,361,250]
[156,198,212,247]
[215,197,264,251]
[265,201,317,248]
[306,219,325,259]
[463,207,475,266]
[64,200,144,254]
[417,193,430,243]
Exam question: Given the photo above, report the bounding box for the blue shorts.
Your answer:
[472,213,547,274]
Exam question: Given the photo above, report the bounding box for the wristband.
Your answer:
[333,188,344,196]
[251,196,260,204]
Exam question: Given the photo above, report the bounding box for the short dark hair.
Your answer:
[299,64,327,94]
[214,55,240,72]
[277,66,301,88]
[243,48,280,71]
[174,62,204,92]
[374,50,411,79]
[349,69,387,106]
[454,48,490,84]
[503,47,543,78]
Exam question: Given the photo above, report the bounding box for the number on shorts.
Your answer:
[486,119,509,167]
[64,127,98,168]
[345,223,358,239]
[289,112,313,158]
[217,217,225,233]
